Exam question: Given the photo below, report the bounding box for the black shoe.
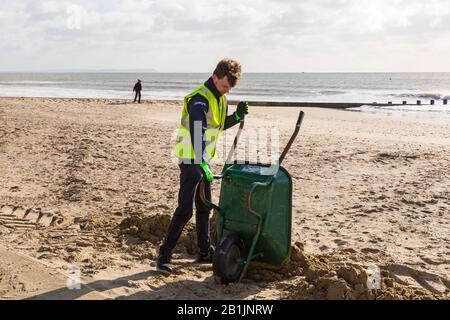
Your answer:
[156,255,173,275]
[194,246,215,264]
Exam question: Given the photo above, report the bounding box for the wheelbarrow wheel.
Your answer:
[213,233,245,284]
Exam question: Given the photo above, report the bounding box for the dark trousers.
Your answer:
[159,164,212,258]
[134,91,141,103]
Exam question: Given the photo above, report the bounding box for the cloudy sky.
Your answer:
[1,0,449,72]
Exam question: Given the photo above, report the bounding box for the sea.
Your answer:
[1,72,449,116]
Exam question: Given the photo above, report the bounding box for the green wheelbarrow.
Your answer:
[200,111,305,284]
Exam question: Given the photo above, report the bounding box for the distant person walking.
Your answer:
[133,79,142,103]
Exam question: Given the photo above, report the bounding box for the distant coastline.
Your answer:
[0,68,159,74]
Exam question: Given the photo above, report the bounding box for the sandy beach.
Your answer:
[0,97,449,300]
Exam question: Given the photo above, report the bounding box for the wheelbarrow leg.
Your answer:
[239,220,262,282]
[238,188,266,282]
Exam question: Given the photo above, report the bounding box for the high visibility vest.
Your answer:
[174,84,227,160]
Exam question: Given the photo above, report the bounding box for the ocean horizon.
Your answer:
[1,72,449,116]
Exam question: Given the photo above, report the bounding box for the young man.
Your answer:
[156,58,249,274]
[133,79,142,103]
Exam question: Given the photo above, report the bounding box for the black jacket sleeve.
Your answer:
[224,114,239,130]
[224,105,240,130]
[188,94,208,163]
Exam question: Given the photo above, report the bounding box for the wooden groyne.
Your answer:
[229,100,448,109]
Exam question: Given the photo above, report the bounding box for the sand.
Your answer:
[0,97,449,300]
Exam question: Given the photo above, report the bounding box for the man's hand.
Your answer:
[200,162,214,182]
[235,101,249,121]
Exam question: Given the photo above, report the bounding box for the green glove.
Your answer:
[200,162,214,182]
[235,101,249,121]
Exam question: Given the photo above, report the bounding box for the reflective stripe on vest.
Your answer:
[174,84,227,160]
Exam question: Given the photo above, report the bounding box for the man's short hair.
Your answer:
[213,58,242,87]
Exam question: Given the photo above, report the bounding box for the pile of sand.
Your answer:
[117,212,219,257]
[116,214,443,300]
[118,214,197,258]
[247,242,439,300]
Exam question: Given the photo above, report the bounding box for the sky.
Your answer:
[1,0,450,72]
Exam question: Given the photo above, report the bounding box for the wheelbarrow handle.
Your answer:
[245,180,272,220]
[279,111,305,165]
[198,177,222,213]
[199,162,238,211]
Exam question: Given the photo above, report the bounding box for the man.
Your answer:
[156,58,249,274]
[133,79,142,103]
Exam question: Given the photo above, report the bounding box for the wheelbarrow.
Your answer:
[200,111,305,284]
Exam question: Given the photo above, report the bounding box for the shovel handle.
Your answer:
[225,120,245,165]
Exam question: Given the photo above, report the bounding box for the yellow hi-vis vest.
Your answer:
[174,84,227,160]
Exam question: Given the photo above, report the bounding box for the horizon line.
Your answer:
[1,70,449,74]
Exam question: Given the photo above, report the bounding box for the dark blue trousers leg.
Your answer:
[159,164,209,257]
[195,179,212,254]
